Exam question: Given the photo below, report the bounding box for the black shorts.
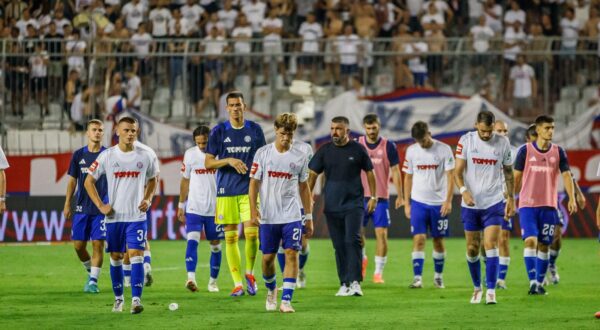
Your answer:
[138,58,152,76]
[30,77,49,92]
[299,55,319,66]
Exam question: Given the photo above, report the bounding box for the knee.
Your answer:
[187,232,200,242]
[432,238,444,251]
[413,235,426,250]
[73,242,86,252]
[224,231,239,244]
[244,227,258,240]
[466,242,479,257]
[537,244,549,253]
[524,237,537,249]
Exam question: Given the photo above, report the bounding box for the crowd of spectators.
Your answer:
[1,0,599,122]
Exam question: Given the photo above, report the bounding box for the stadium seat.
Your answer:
[559,85,580,101]
[58,131,72,153]
[574,100,588,116]
[253,86,272,116]
[554,100,573,117]
[6,130,20,156]
[171,99,185,117]
[18,131,34,155]
[582,85,598,102]
[44,131,60,154]
[234,75,252,102]
[374,73,394,95]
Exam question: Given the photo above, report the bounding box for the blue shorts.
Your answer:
[71,213,106,241]
[502,218,513,231]
[105,221,147,253]
[260,221,302,254]
[185,213,224,241]
[412,72,428,87]
[461,201,505,232]
[410,200,449,238]
[518,207,559,245]
[363,199,391,228]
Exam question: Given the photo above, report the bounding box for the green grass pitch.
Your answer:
[0,239,598,329]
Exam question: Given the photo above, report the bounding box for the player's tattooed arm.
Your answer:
[503,165,516,218]
[84,175,113,216]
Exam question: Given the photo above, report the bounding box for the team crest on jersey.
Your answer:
[376,150,383,156]
[244,135,251,143]
[89,161,98,172]
[137,162,143,169]
[289,162,296,170]
[549,156,557,164]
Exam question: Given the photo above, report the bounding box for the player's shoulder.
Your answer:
[184,146,200,157]
[433,139,453,152]
[254,143,273,158]
[459,131,476,142]
[406,143,418,154]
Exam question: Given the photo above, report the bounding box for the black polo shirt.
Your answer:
[309,140,374,213]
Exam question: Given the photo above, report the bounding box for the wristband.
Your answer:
[0,196,5,202]
[370,196,377,201]
[178,202,186,209]
[459,186,467,194]
[304,213,313,221]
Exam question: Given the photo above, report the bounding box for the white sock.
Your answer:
[187,272,196,282]
[499,257,510,266]
[362,247,367,260]
[143,251,152,273]
[82,260,91,273]
[374,256,387,275]
[90,266,101,281]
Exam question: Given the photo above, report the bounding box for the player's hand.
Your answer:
[138,199,151,212]
[440,201,452,217]
[462,190,475,207]
[177,207,185,223]
[250,209,261,227]
[367,198,377,214]
[227,158,248,174]
[504,198,516,220]
[63,205,73,221]
[0,201,5,215]
[395,196,403,209]
[304,220,314,239]
[98,203,114,216]
[567,199,577,215]
[404,202,411,219]
[576,194,586,210]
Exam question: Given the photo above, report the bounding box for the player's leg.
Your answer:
[240,195,259,295]
[344,209,365,296]
[280,221,302,312]
[481,202,505,304]
[361,199,370,280]
[183,213,202,292]
[535,208,559,294]
[372,200,390,284]
[324,212,351,296]
[87,214,106,293]
[126,221,148,314]
[431,204,449,288]
[106,222,126,312]
[143,209,153,287]
[297,234,309,288]
[203,216,224,292]
[123,251,131,288]
[71,214,92,291]
[259,223,281,311]
[519,207,541,294]
[409,200,428,288]
[277,245,286,273]
[462,207,483,303]
[497,219,512,289]
[216,196,244,296]
[547,221,563,285]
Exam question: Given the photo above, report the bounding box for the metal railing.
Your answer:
[0,36,598,134]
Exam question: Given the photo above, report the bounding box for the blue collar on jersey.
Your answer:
[224,120,248,130]
[83,145,106,153]
[532,141,552,153]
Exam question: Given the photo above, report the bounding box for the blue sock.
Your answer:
[536,251,549,284]
[299,245,310,270]
[432,251,445,275]
[524,248,537,282]
[131,256,144,299]
[185,238,199,272]
[485,249,499,289]
[123,264,131,278]
[263,274,276,291]
[144,251,152,265]
[499,257,510,281]
[109,259,124,297]
[411,251,425,277]
[277,246,286,273]
[209,243,222,279]
[466,255,481,288]
[548,249,559,268]
[282,278,296,302]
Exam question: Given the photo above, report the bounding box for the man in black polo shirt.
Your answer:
[308,116,377,297]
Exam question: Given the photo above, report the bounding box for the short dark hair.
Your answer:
[535,115,554,126]
[331,116,350,126]
[476,110,495,126]
[117,116,137,125]
[226,91,244,103]
[526,124,537,140]
[193,125,210,139]
[86,119,104,130]
[411,121,429,140]
[362,114,379,125]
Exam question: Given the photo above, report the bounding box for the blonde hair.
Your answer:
[274,113,298,132]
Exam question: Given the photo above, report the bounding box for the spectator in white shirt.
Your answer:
[242,0,267,35]
[203,26,229,85]
[169,9,193,36]
[205,12,226,36]
[483,0,502,34]
[421,0,453,23]
[16,8,39,37]
[261,8,287,84]
[29,42,50,116]
[66,29,87,80]
[503,1,526,29]
[560,8,580,53]
[149,1,172,38]
[130,23,153,88]
[52,8,71,36]
[121,0,147,32]
[374,0,404,39]
[421,2,445,37]
[470,15,494,77]
[125,69,142,110]
[181,0,206,33]
[231,13,254,77]
[507,55,536,117]
[334,24,362,88]
[502,20,526,96]
[467,0,484,28]
[218,0,239,35]
[297,12,323,81]
[407,29,429,87]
